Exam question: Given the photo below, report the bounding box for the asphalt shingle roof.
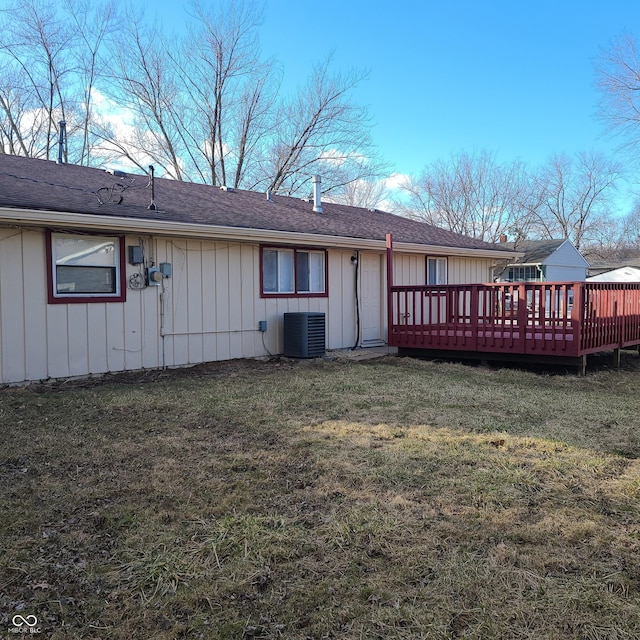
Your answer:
[501,239,566,264]
[0,154,512,252]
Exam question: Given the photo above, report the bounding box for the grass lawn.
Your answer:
[1,354,640,639]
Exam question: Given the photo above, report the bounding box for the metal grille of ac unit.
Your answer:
[283,312,326,358]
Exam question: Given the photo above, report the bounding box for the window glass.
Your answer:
[278,250,295,293]
[296,251,310,292]
[263,249,278,293]
[427,259,437,285]
[309,251,325,292]
[54,236,117,266]
[56,265,116,294]
[508,266,543,282]
[427,257,447,285]
[261,247,326,296]
[51,233,122,298]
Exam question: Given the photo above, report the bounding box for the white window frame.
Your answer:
[48,231,125,302]
[507,265,544,282]
[426,256,448,285]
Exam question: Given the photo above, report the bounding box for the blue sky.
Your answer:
[8,0,640,200]
[147,0,640,196]
[241,0,640,180]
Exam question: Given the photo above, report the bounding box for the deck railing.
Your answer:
[389,282,640,358]
[581,283,640,353]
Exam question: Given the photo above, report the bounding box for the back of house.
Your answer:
[0,155,515,384]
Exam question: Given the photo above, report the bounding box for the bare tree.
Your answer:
[100,12,186,178]
[62,0,118,166]
[329,177,389,209]
[0,0,117,163]
[596,32,640,157]
[529,152,622,250]
[0,0,385,194]
[261,54,384,196]
[396,149,533,242]
[175,0,277,187]
[580,199,640,263]
[0,0,75,159]
[0,67,46,155]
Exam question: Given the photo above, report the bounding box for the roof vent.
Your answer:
[312,175,323,213]
[106,168,128,178]
[266,189,273,201]
[56,120,67,165]
[147,165,157,210]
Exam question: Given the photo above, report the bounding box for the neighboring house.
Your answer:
[0,154,517,384]
[587,266,640,282]
[494,238,589,283]
[587,257,640,282]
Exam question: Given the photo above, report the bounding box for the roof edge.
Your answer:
[0,206,522,258]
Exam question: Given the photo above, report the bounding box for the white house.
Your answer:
[0,155,517,384]
[587,266,640,282]
[494,239,589,282]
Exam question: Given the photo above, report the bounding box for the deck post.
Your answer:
[516,284,527,353]
[579,355,587,376]
[386,233,394,347]
[573,283,584,355]
[613,348,621,369]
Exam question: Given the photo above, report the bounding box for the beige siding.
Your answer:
[0,230,360,383]
[23,229,47,380]
[0,228,497,383]
[1,228,27,382]
[448,256,495,284]
[394,253,494,286]
[394,253,425,285]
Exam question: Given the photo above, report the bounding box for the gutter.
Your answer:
[0,207,522,260]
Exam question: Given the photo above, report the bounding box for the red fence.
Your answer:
[388,282,640,358]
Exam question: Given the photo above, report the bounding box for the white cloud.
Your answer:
[382,172,410,191]
[91,90,157,172]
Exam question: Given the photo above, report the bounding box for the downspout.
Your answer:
[386,233,394,346]
[351,251,360,349]
[160,270,166,369]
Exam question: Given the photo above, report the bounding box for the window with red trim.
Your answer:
[47,231,126,303]
[261,246,327,297]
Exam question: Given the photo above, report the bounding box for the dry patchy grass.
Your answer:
[1,354,640,638]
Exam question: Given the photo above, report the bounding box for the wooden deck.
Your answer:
[385,237,640,372]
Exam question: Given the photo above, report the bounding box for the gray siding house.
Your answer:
[494,239,589,282]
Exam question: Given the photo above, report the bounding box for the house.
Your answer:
[587,256,640,282]
[0,154,517,384]
[587,266,640,282]
[494,238,589,282]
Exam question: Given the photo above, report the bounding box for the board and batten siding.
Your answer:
[393,253,495,286]
[0,228,359,384]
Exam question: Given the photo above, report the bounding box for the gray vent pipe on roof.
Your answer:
[56,120,67,165]
[148,165,157,210]
[312,175,323,213]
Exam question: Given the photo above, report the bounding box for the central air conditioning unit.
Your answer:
[283,312,326,358]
